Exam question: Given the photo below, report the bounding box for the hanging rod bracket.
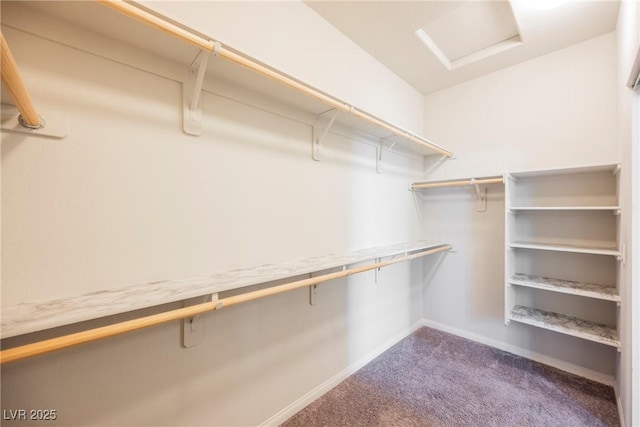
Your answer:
[212,41,222,56]
[376,142,383,174]
[381,135,400,153]
[0,104,68,139]
[182,293,217,348]
[312,109,341,161]
[182,49,211,136]
[471,178,488,212]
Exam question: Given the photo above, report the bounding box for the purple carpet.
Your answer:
[282,327,619,427]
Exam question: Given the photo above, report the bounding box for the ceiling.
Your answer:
[304,0,620,95]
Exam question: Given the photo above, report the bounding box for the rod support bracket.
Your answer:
[470,178,488,212]
[183,49,211,136]
[312,109,341,161]
[309,273,318,305]
[182,293,217,348]
[376,142,383,174]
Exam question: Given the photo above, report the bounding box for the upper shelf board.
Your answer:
[1,241,449,339]
[508,163,620,179]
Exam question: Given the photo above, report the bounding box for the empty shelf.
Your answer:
[509,242,620,256]
[509,305,619,348]
[509,274,619,302]
[1,241,449,339]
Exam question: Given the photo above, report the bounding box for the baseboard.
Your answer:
[259,320,425,426]
[419,319,616,387]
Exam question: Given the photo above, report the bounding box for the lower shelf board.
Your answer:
[509,305,620,348]
[509,274,619,302]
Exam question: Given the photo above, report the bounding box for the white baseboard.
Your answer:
[259,320,425,427]
[419,319,615,386]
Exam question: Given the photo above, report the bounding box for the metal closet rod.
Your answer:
[412,176,504,190]
[0,31,42,128]
[96,0,453,158]
[0,244,452,364]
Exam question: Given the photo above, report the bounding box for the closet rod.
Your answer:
[412,176,504,190]
[96,0,453,158]
[0,32,42,128]
[0,244,451,364]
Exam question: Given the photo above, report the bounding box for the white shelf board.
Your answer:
[0,241,449,339]
[509,163,619,179]
[509,305,619,348]
[510,241,620,256]
[510,206,620,212]
[509,274,619,302]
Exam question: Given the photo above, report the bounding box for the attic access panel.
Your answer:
[416,1,522,70]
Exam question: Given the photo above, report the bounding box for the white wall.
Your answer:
[615,1,640,425]
[420,33,619,380]
[422,33,617,178]
[0,2,431,425]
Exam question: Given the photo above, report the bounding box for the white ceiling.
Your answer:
[304,0,620,95]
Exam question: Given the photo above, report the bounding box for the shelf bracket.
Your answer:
[312,109,341,161]
[381,135,400,152]
[471,179,488,212]
[374,258,381,283]
[376,143,383,174]
[182,293,217,348]
[183,45,218,136]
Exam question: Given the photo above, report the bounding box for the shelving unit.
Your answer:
[505,164,621,349]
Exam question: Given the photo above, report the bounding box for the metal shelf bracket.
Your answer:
[312,108,341,161]
[183,45,218,136]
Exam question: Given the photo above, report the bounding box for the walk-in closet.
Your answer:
[1,1,638,426]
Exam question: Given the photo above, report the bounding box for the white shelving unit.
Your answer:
[504,164,621,349]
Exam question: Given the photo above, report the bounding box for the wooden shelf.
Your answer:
[0,241,448,339]
[509,305,620,348]
[509,274,619,302]
[509,241,620,256]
